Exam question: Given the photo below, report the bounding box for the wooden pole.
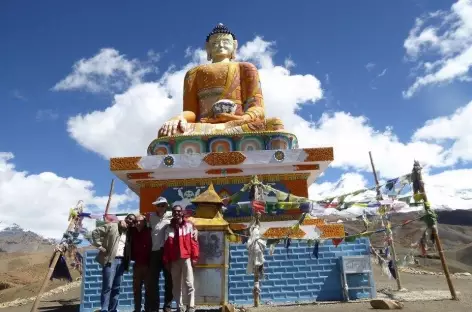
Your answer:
[30,218,76,312]
[104,179,115,218]
[249,176,263,307]
[368,151,403,291]
[411,161,457,300]
[253,213,262,307]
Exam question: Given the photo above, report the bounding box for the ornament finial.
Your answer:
[206,23,236,42]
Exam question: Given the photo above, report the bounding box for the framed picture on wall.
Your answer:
[196,231,225,265]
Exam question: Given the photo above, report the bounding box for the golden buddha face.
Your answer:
[206,34,238,62]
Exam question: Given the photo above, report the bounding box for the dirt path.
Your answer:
[4,287,80,312]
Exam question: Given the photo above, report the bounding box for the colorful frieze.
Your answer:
[176,139,206,154]
[146,131,299,155]
[203,151,246,166]
[259,223,344,239]
[147,142,172,156]
[175,200,310,220]
[228,223,344,240]
[137,173,310,188]
[303,147,334,162]
[301,217,326,226]
[127,172,153,180]
[236,136,264,151]
[110,157,142,171]
[208,137,234,152]
[266,134,291,150]
[294,164,320,171]
[318,224,346,238]
[139,178,310,214]
[262,227,306,239]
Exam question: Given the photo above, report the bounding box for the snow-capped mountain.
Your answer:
[0,221,56,253]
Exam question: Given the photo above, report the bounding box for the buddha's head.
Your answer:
[206,23,238,62]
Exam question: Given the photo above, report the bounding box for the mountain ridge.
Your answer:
[0,222,55,253]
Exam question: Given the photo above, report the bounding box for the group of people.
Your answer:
[91,197,199,312]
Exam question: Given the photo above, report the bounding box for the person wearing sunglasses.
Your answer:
[129,214,152,312]
[162,205,199,312]
[147,197,173,312]
[91,213,136,312]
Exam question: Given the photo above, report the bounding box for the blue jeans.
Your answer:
[101,257,125,312]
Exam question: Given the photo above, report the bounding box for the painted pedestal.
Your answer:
[80,134,376,311]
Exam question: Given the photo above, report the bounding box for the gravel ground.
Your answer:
[3,265,471,312]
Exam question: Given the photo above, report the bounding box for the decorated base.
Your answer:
[147,131,298,155]
[110,147,333,216]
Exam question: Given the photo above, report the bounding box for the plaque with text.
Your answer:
[194,267,224,303]
[342,255,371,273]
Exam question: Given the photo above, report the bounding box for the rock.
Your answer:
[370,299,404,309]
[223,303,235,312]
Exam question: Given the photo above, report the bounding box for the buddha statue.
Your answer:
[158,23,284,138]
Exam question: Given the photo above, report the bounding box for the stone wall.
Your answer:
[80,238,374,311]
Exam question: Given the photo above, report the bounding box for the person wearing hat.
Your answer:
[147,197,173,312]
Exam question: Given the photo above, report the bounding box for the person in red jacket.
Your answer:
[130,214,152,312]
[163,205,199,312]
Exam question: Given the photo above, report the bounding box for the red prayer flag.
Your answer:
[251,200,265,214]
[332,238,344,247]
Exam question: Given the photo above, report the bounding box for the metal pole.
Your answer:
[412,161,457,300]
[368,151,403,291]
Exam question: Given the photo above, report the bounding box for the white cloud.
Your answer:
[413,100,472,163]
[378,68,388,77]
[403,0,472,97]
[295,112,449,177]
[55,36,471,209]
[52,48,156,93]
[365,62,376,72]
[0,152,136,238]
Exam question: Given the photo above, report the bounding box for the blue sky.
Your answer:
[1,0,472,237]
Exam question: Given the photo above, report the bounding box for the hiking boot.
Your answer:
[186,307,196,312]
[163,308,172,312]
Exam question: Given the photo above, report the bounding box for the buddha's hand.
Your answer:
[158,118,188,137]
[200,113,243,124]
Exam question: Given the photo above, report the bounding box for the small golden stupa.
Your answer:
[189,183,229,230]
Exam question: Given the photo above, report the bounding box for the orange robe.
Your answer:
[183,62,265,121]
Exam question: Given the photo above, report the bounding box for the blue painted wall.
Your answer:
[80,238,374,311]
[228,238,374,304]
